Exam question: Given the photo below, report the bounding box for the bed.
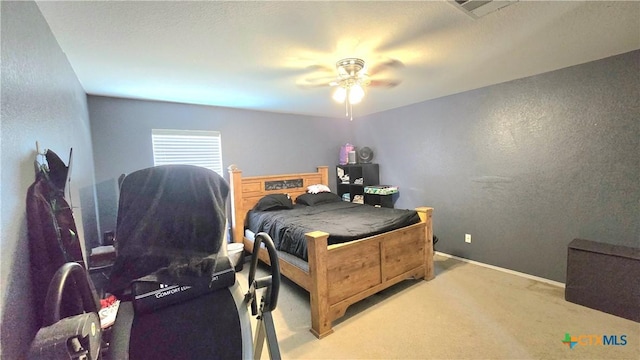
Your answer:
[228,165,434,338]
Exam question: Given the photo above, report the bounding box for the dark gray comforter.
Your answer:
[247,202,420,261]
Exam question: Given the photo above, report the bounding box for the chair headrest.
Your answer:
[106,165,230,296]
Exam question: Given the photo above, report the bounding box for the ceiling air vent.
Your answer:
[451,0,518,19]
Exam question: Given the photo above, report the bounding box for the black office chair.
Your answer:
[28,165,281,359]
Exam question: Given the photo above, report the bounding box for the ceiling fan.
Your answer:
[300,57,404,120]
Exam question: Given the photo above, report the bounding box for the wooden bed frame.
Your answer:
[228,165,434,338]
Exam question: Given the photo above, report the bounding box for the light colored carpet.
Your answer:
[238,254,639,359]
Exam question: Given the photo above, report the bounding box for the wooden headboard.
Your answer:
[228,165,329,244]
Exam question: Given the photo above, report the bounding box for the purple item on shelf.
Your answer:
[339,143,355,165]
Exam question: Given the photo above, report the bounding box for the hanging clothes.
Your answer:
[26,148,85,327]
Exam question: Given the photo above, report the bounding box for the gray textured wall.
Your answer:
[88,96,354,238]
[354,50,639,282]
[0,1,98,357]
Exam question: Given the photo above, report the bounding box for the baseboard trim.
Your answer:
[435,251,566,288]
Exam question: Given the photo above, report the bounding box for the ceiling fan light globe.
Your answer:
[333,87,347,103]
[349,84,365,104]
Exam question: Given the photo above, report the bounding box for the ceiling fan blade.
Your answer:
[305,75,338,82]
[367,59,405,76]
[297,82,331,89]
[369,79,402,88]
[297,79,340,89]
[306,64,334,73]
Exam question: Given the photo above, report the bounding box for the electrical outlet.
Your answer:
[465,234,472,243]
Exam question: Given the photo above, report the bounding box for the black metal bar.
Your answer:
[261,311,281,360]
[42,262,99,326]
[248,232,280,312]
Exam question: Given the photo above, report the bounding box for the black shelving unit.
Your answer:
[364,192,398,208]
[336,163,379,204]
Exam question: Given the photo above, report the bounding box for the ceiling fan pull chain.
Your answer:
[345,100,349,117]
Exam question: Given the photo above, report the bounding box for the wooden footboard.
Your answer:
[229,166,434,338]
[306,206,433,338]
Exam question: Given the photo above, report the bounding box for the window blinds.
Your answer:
[152,129,223,176]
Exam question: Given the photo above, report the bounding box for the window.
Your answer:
[152,129,223,176]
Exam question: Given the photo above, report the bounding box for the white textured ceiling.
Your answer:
[36,1,640,119]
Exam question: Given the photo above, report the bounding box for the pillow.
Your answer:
[296,192,342,206]
[307,184,331,194]
[253,194,293,211]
